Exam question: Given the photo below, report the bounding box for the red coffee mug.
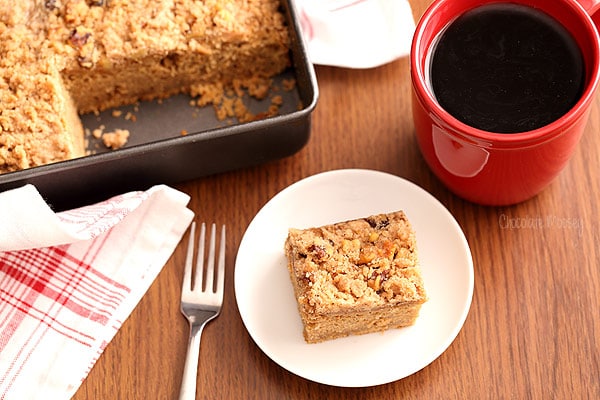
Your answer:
[411,0,600,205]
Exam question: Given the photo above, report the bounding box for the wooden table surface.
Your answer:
[73,1,600,398]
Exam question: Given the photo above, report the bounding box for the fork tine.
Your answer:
[193,222,207,291]
[215,225,226,297]
[182,222,196,293]
[203,223,216,292]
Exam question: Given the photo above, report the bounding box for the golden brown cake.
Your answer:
[0,23,85,171]
[0,0,291,173]
[284,211,428,343]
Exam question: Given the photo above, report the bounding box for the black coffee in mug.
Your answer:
[429,3,585,133]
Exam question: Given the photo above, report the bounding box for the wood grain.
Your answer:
[73,1,600,398]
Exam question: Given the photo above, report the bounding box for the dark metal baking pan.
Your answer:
[0,0,318,211]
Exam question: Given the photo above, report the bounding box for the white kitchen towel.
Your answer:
[296,0,416,68]
[0,184,194,400]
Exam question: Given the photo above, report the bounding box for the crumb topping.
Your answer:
[285,211,427,314]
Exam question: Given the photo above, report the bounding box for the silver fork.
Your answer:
[179,222,226,400]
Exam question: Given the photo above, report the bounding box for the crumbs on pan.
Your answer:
[84,124,130,153]
[282,78,296,92]
[84,77,294,155]
[189,77,296,123]
[101,128,130,150]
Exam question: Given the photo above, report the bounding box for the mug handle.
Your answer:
[577,0,600,25]
[431,125,489,178]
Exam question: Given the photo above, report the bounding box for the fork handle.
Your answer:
[178,322,206,400]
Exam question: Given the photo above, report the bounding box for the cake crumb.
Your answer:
[272,95,283,106]
[282,78,297,92]
[102,129,130,150]
[92,125,105,139]
[124,112,136,122]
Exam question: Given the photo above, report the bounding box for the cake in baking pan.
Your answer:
[0,0,291,172]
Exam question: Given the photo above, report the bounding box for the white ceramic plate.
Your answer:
[234,169,474,387]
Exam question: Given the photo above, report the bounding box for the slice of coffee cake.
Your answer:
[284,211,427,343]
